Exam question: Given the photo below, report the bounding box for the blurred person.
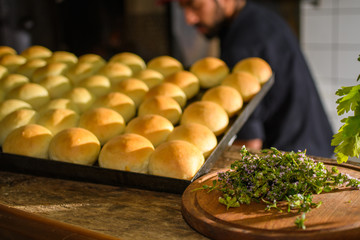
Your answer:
[178,0,334,157]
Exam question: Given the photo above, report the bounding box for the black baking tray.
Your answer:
[0,76,274,194]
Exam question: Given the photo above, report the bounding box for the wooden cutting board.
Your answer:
[182,160,360,240]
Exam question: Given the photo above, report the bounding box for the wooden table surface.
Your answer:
[1,145,355,240]
[0,145,241,240]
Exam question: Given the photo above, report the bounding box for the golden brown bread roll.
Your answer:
[0,46,16,58]
[98,62,132,85]
[2,124,53,159]
[138,96,182,125]
[0,73,29,93]
[147,55,183,78]
[77,75,111,98]
[167,123,217,158]
[65,62,97,86]
[148,140,204,180]
[133,68,164,89]
[92,92,136,123]
[99,133,154,173]
[32,62,68,83]
[190,57,229,89]
[113,78,149,107]
[39,75,72,99]
[20,45,52,60]
[0,108,38,145]
[77,53,106,72]
[6,82,50,110]
[65,87,95,114]
[109,52,146,75]
[232,57,272,84]
[16,58,47,78]
[201,85,243,117]
[48,127,100,165]
[144,82,187,108]
[181,101,229,136]
[164,70,200,99]
[79,107,125,145]
[221,71,261,102]
[47,51,78,67]
[125,114,173,147]
[0,54,27,73]
[37,108,80,135]
[0,99,32,122]
[38,98,79,114]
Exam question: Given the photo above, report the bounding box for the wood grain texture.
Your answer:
[182,160,360,240]
[0,171,207,240]
[0,203,120,240]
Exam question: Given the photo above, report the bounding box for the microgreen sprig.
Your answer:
[202,146,360,229]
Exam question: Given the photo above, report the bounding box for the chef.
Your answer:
[178,0,334,157]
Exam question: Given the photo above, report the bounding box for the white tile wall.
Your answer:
[300,0,360,133]
[301,0,360,162]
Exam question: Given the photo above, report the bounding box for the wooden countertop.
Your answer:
[1,145,353,240]
[0,145,240,240]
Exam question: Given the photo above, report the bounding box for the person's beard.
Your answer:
[196,7,227,39]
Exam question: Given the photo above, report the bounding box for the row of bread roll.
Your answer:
[1,119,209,180]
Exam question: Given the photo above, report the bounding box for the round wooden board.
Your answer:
[182,160,360,240]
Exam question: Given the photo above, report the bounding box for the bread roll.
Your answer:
[78,53,106,72]
[16,58,47,78]
[232,57,272,84]
[147,56,183,78]
[77,75,111,97]
[167,123,217,158]
[109,52,146,74]
[65,87,95,114]
[99,133,154,173]
[79,107,125,145]
[190,57,229,89]
[39,75,72,99]
[125,114,173,147]
[48,127,100,165]
[92,92,136,123]
[164,70,200,99]
[66,62,97,86]
[37,108,79,135]
[3,124,53,159]
[181,101,229,136]
[134,68,164,88]
[0,65,8,79]
[221,71,261,102]
[20,45,52,60]
[38,98,79,114]
[0,54,27,73]
[32,62,68,83]
[0,99,32,121]
[0,108,38,145]
[0,46,16,58]
[201,85,243,117]
[98,62,132,85]
[144,82,187,108]
[148,140,204,180]
[113,78,149,107]
[47,51,78,67]
[6,82,50,110]
[138,96,182,125]
[0,73,29,93]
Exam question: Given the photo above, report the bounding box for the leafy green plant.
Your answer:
[331,55,360,163]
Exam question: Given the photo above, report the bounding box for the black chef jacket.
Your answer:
[219,1,334,158]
